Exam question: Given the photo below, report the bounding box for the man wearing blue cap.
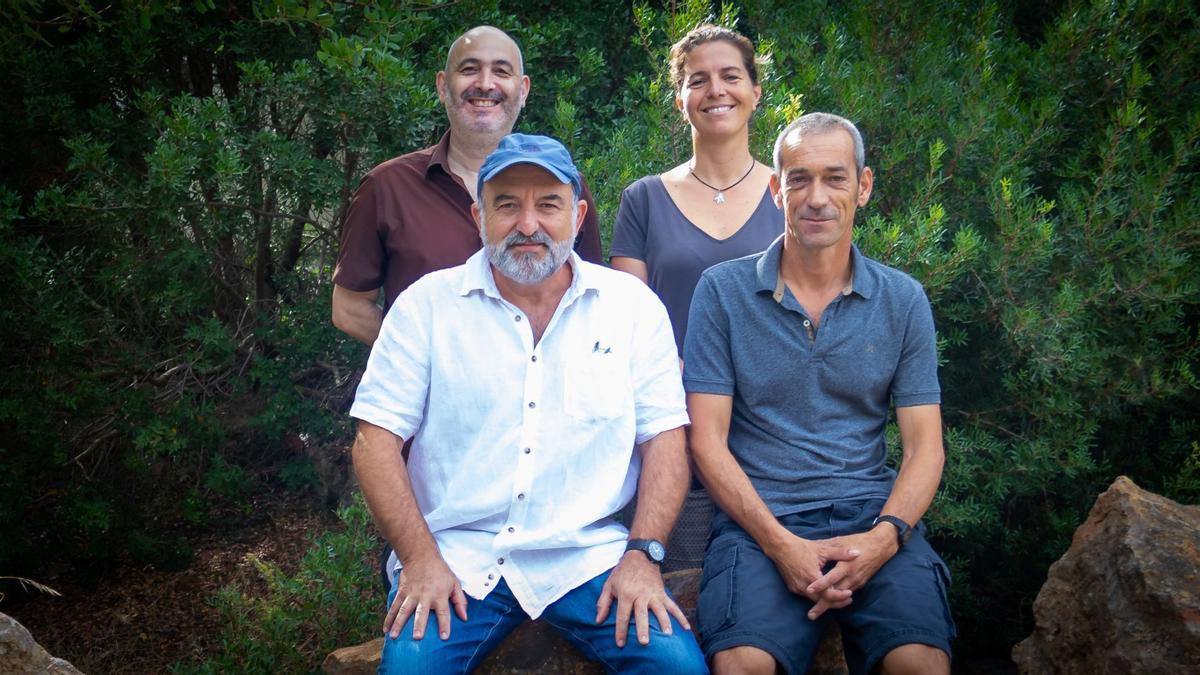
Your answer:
[349,134,707,673]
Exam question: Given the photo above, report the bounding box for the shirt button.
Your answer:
[507,526,515,533]
[531,355,537,362]
[488,573,494,580]
[528,401,536,409]
[484,581,490,587]
[517,493,525,500]
[498,557,505,565]
[514,315,522,322]
[803,319,811,327]
[524,447,531,454]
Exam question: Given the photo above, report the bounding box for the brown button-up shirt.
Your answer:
[333,131,604,310]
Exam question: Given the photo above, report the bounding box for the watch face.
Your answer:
[648,541,666,562]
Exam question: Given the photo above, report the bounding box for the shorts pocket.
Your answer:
[927,556,958,639]
[697,538,739,638]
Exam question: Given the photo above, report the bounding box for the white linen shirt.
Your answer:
[350,249,688,619]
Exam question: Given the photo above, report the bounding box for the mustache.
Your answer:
[504,230,553,248]
[795,208,838,220]
[462,88,505,103]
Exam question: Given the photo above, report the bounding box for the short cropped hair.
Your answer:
[773,112,867,176]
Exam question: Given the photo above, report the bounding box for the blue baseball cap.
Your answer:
[477,133,582,199]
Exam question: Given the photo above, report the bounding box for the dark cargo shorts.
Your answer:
[697,498,955,675]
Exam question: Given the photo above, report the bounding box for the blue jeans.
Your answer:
[379,569,707,674]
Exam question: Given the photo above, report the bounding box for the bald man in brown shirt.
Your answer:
[332,26,602,345]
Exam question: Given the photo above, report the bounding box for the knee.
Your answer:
[378,634,420,674]
[711,645,775,675]
[379,633,452,674]
[878,643,949,675]
[644,631,708,675]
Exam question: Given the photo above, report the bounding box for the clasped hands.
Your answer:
[769,526,898,620]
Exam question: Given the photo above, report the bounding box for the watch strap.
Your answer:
[872,514,913,547]
[625,538,666,564]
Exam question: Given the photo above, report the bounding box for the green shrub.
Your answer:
[173,498,379,675]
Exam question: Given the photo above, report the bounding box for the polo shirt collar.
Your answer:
[460,249,595,301]
[756,235,875,300]
[847,243,874,299]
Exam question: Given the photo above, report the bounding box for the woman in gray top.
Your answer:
[611,24,782,354]
[610,24,783,570]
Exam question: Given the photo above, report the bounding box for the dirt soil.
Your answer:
[3,490,336,674]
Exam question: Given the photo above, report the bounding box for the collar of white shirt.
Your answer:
[458,248,601,301]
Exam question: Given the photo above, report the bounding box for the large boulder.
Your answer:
[1012,476,1200,674]
[0,611,84,674]
[323,568,848,674]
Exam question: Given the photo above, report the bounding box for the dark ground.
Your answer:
[3,489,1018,675]
[2,490,334,674]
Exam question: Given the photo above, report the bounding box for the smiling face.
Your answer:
[769,128,874,254]
[472,163,587,284]
[437,28,530,137]
[676,40,761,137]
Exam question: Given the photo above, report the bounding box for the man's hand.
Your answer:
[766,533,861,619]
[384,555,468,641]
[595,552,690,647]
[803,526,899,618]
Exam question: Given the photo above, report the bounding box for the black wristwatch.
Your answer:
[626,539,666,565]
[872,514,913,548]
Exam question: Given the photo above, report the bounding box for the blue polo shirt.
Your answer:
[682,235,941,516]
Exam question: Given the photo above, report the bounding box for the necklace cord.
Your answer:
[689,158,756,192]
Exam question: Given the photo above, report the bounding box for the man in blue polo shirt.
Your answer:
[683,112,954,675]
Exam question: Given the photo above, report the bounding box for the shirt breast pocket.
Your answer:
[564,348,629,421]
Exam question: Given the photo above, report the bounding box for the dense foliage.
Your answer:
[1,0,1196,666]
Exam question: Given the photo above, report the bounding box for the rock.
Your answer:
[1012,476,1200,674]
[0,611,85,674]
[324,568,847,674]
[321,623,601,675]
[322,638,381,675]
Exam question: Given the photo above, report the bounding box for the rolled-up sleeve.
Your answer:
[349,290,430,440]
[629,288,689,444]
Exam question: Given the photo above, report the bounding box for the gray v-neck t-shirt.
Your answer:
[611,175,784,353]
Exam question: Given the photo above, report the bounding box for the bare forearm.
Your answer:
[332,286,383,345]
[880,405,946,525]
[691,433,792,554]
[351,421,440,564]
[628,427,688,541]
[879,445,943,525]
